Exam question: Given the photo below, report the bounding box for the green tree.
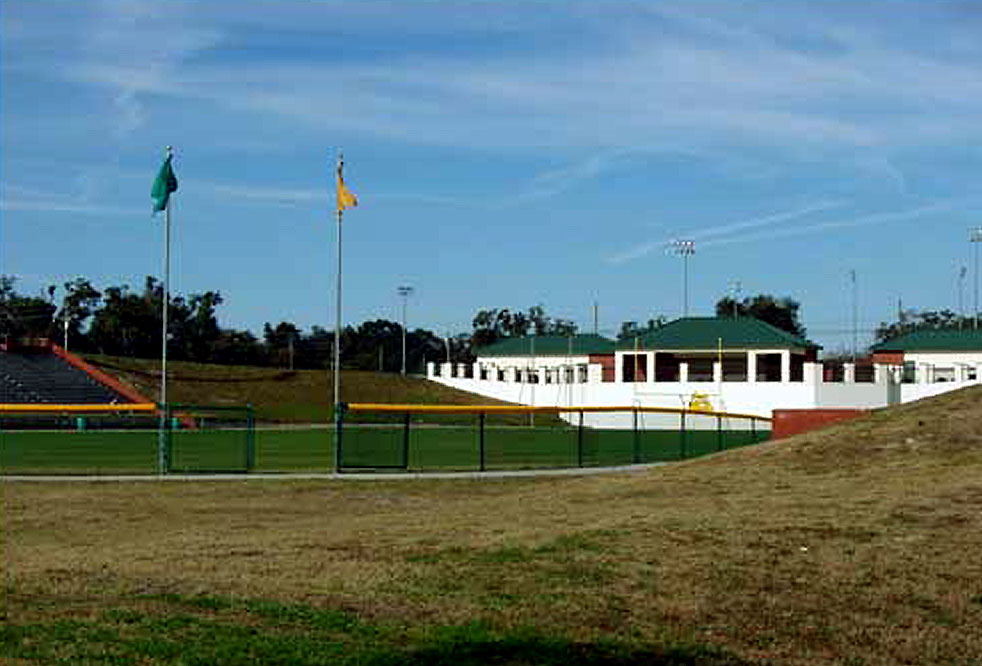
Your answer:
[874,308,969,343]
[88,278,162,358]
[0,276,58,343]
[212,329,264,366]
[186,291,224,361]
[715,294,806,337]
[56,277,102,350]
[616,317,667,342]
[471,306,579,348]
[264,321,302,368]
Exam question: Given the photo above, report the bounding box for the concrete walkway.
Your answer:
[2,462,667,483]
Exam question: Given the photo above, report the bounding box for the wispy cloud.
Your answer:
[607,200,843,264]
[71,0,223,138]
[30,2,981,158]
[701,202,957,249]
[201,183,325,207]
[0,183,139,216]
[498,149,636,207]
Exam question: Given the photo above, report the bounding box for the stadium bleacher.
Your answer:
[0,349,129,404]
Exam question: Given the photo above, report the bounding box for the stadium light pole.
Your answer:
[959,266,967,328]
[671,239,695,317]
[971,227,982,329]
[728,280,742,318]
[849,269,857,363]
[398,285,414,375]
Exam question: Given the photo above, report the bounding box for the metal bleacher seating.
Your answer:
[0,350,126,404]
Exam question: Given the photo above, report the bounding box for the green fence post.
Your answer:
[577,410,584,467]
[752,416,758,443]
[717,414,723,451]
[403,411,411,470]
[336,402,345,471]
[680,410,687,460]
[245,405,255,472]
[165,404,173,473]
[479,412,486,472]
[632,407,640,464]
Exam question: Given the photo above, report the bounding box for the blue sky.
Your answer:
[3,1,982,352]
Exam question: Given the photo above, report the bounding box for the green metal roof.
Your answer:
[475,334,616,357]
[617,317,820,351]
[870,329,982,352]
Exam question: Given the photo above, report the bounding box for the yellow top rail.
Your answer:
[345,403,771,422]
[0,403,157,414]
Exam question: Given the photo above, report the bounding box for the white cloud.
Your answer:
[22,2,976,157]
[699,202,959,250]
[607,200,844,264]
[201,182,325,207]
[8,3,982,196]
[0,183,139,216]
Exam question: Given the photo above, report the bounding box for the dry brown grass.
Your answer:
[82,354,521,422]
[5,386,982,664]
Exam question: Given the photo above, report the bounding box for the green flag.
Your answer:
[151,154,178,213]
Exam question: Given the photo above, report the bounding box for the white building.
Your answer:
[428,317,982,419]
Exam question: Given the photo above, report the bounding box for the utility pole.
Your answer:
[971,228,982,329]
[729,280,742,318]
[397,285,414,375]
[670,239,695,317]
[849,269,857,363]
[959,266,968,328]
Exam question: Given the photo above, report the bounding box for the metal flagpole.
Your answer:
[334,179,343,436]
[158,146,172,475]
[334,152,345,469]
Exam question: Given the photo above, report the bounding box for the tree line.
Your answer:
[0,276,462,372]
[4,274,951,370]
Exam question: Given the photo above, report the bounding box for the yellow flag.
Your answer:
[336,161,358,212]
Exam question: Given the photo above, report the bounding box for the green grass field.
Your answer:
[5,388,982,664]
[0,424,768,474]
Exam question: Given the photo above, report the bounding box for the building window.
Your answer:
[823,362,844,383]
[855,363,875,383]
[723,355,748,382]
[790,354,805,382]
[621,354,648,382]
[902,361,916,383]
[757,353,782,382]
[655,353,680,382]
[686,357,714,382]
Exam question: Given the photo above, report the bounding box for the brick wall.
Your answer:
[771,408,868,440]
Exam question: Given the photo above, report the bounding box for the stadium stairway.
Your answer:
[0,344,147,405]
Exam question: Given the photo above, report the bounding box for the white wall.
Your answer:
[433,372,829,417]
[905,351,982,367]
[901,379,979,403]
[428,353,981,418]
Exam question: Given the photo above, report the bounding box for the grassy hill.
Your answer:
[5,384,982,664]
[83,354,515,422]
